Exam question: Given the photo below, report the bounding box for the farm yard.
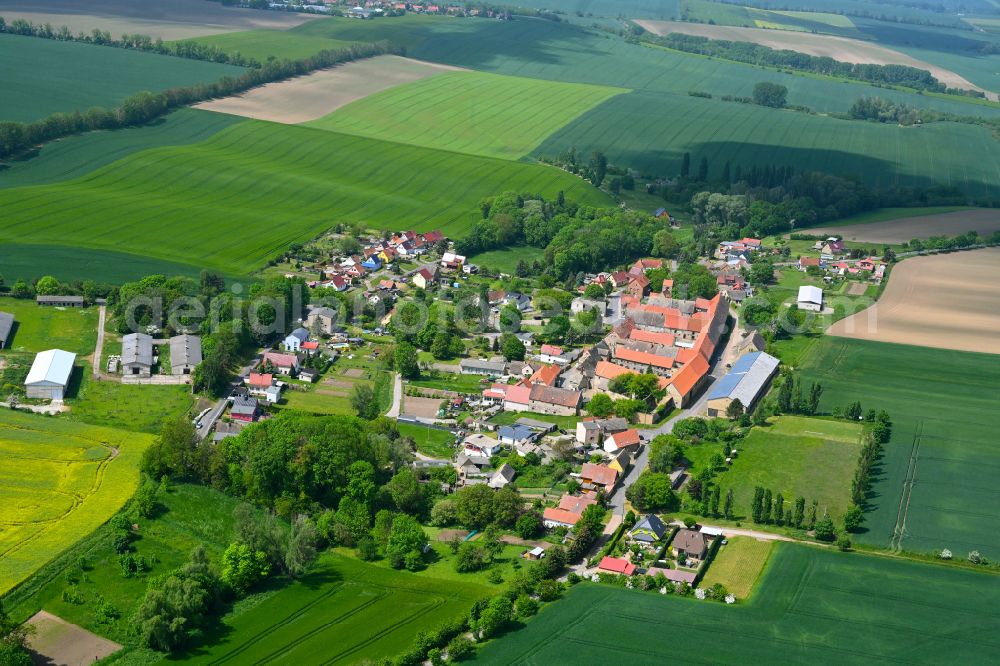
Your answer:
[0,120,608,276]
[805,208,1000,244]
[0,33,244,122]
[708,416,864,524]
[0,0,321,40]
[309,71,625,160]
[196,55,462,124]
[799,337,1000,556]
[828,248,1000,354]
[0,409,150,595]
[180,552,488,665]
[698,536,775,600]
[475,544,1000,664]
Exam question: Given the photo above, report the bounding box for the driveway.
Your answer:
[197,353,261,440]
[385,372,403,418]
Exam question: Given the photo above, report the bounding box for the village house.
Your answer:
[488,463,516,489]
[626,274,650,298]
[604,428,641,453]
[527,384,582,416]
[629,514,667,546]
[672,528,707,563]
[571,297,608,315]
[498,424,535,447]
[798,256,822,271]
[460,358,507,376]
[819,238,845,260]
[412,265,438,290]
[462,433,502,458]
[168,334,202,375]
[597,556,636,576]
[263,350,299,375]
[230,396,259,423]
[542,494,597,528]
[579,462,618,495]
[440,252,466,270]
[575,416,628,447]
[629,258,663,277]
[24,349,75,400]
[121,332,154,377]
[283,327,310,352]
[538,344,566,365]
[455,454,490,486]
[529,363,562,387]
[247,372,273,397]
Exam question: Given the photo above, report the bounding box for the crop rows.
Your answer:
[534,90,1000,197]
[310,71,625,160]
[799,338,1000,555]
[0,410,151,594]
[476,544,1000,664]
[0,120,608,276]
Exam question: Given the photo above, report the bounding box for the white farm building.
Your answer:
[25,349,76,400]
[797,285,824,312]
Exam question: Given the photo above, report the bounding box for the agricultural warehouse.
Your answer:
[24,349,76,400]
[169,334,202,375]
[35,295,84,307]
[460,358,507,375]
[706,351,780,416]
[0,312,13,349]
[121,332,154,377]
[797,285,824,312]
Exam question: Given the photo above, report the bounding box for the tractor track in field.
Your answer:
[890,421,922,552]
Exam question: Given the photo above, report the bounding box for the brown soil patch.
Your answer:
[828,248,1000,354]
[846,282,868,296]
[323,379,353,389]
[405,395,443,419]
[343,368,364,378]
[636,20,992,97]
[437,529,470,541]
[195,55,463,123]
[25,610,121,666]
[315,388,349,397]
[0,0,320,40]
[807,209,1000,245]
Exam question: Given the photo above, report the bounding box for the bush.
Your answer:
[836,536,852,552]
[447,635,474,661]
[968,550,984,564]
[515,594,539,618]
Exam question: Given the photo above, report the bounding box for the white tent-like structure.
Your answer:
[797,285,824,312]
[25,349,76,400]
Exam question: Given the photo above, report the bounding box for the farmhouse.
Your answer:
[797,285,824,312]
[36,295,84,307]
[121,333,154,377]
[489,463,516,489]
[706,351,780,417]
[460,358,506,376]
[263,351,299,375]
[579,462,617,495]
[575,417,628,446]
[604,428,641,453]
[169,334,202,375]
[0,312,13,349]
[24,349,76,400]
[231,396,259,422]
[798,256,821,271]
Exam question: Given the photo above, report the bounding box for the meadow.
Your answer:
[68,375,196,434]
[174,29,355,63]
[280,354,391,417]
[799,337,1000,556]
[180,552,489,665]
[0,296,97,354]
[475,543,1000,664]
[535,90,1000,197]
[699,536,774,599]
[714,416,863,524]
[309,71,625,160]
[396,421,456,459]
[468,246,546,273]
[0,120,608,277]
[0,33,244,122]
[0,409,151,595]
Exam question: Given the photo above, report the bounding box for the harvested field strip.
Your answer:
[476,544,1000,664]
[310,70,626,159]
[195,55,462,124]
[799,337,1000,555]
[805,208,1000,243]
[828,248,1000,354]
[534,90,1000,197]
[0,33,244,122]
[0,120,608,276]
[0,410,152,595]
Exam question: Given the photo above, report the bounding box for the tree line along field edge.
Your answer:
[0,119,610,277]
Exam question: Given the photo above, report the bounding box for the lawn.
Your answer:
[174,29,356,63]
[178,551,490,665]
[699,536,774,599]
[798,337,1000,556]
[0,120,608,277]
[0,33,244,122]
[409,371,487,394]
[0,297,97,354]
[0,409,152,595]
[468,246,545,274]
[713,416,864,524]
[67,374,196,434]
[396,421,456,459]
[488,410,578,430]
[5,483,256,645]
[308,70,626,160]
[280,353,391,417]
[475,543,1000,663]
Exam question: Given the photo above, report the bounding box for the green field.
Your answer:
[699,536,774,599]
[310,71,625,159]
[0,409,151,595]
[475,543,1000,663]
[799,338,1000,556]
[0,33,244,122]
[0,120,608,276]
[175,29,356,62]
[280,354,391,416]
[68,375,196,434]
[5,483,253,646]
[535,91,1000,196]
[504,0,680,18]
[0,296,97,354]
[714,416,863,524]
[408,371,487,394]
[469,246,546,273]
[180,552,488,665]
[396,421,456,459]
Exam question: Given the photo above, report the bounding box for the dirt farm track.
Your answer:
[827,247,1000,354]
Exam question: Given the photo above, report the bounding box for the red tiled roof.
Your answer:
[301,341,319,350]
[614,346,673,370]
[598,556,636,575]
[540,344,564,356]
[248,372,273,388]
[543,508,584,526]
[629,329,676,347]
[530,364,562,386]
[594,361,634,380]
[264,351,297,368]
[581,463,617,488]
[609,429,640,448]
[668,354,709,398]
[502,384,532,405]
[559,495,597,512]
